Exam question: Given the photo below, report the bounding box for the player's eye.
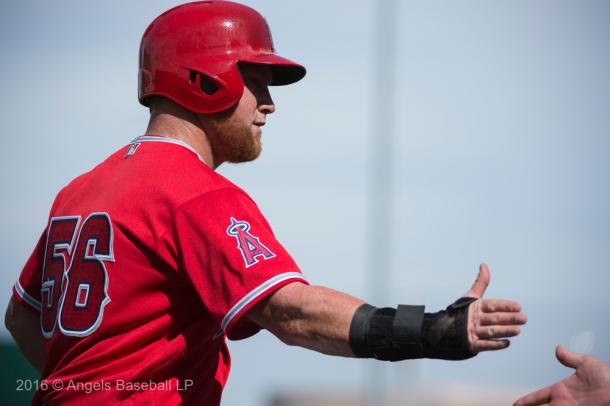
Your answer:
[245,77,261,91]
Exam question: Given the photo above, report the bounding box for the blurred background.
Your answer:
[1,1,609,405]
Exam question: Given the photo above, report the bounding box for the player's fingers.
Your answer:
[513,386,552,406]
[471,339,510,352]
[555,345,585,369]
[475,325,521,339]
[481,299,522,313]
[479,312,528,326]
[462,263,490,298]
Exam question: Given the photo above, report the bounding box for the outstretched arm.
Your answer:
[514,346,610,406]
[247,283,364,356]
[5,296,44,373]
[247,263,527,359]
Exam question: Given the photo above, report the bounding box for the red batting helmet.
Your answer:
[138,1,306,114]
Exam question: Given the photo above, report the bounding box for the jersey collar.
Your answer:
[129,135,208,166]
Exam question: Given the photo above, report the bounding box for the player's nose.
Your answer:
[257,87,275,115]
[259,102,275,115]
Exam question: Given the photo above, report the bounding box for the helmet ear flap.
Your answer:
[177,64,244,113]
[188,70,220,96]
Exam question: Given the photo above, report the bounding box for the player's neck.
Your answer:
[145,104,217,169]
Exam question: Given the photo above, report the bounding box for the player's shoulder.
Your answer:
[131,136,251,204]
[50,135,255,217]
[58,136,247,207]
[121,136,254,201]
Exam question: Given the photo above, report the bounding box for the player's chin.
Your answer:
[230,152,261,163]
[227,142,262,163]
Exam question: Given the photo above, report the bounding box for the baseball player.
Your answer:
[5,1,527,405]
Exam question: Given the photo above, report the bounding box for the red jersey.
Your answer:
[13,135,307,405]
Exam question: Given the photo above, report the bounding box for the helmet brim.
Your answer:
[240,53,306,86]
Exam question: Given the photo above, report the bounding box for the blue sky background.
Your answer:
[1,1,609,405]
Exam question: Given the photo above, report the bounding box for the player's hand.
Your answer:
[463,263,527,353]
[513,346,610,406]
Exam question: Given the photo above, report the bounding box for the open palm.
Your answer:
[462,263,527,352]
[514,346,610,406]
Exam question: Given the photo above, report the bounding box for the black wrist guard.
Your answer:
[349,297,478,361]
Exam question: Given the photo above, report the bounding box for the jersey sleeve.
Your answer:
[13,230,46,314]
[173,188,308,340]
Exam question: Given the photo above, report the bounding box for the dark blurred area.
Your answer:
[1,341,38,405]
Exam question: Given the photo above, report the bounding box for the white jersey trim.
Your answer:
[14,280,42,312]
[214,272,308,338]
[130,135,208,165]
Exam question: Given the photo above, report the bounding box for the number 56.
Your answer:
[41,213,114,338]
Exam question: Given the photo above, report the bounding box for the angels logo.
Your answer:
[226,217,275,268]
